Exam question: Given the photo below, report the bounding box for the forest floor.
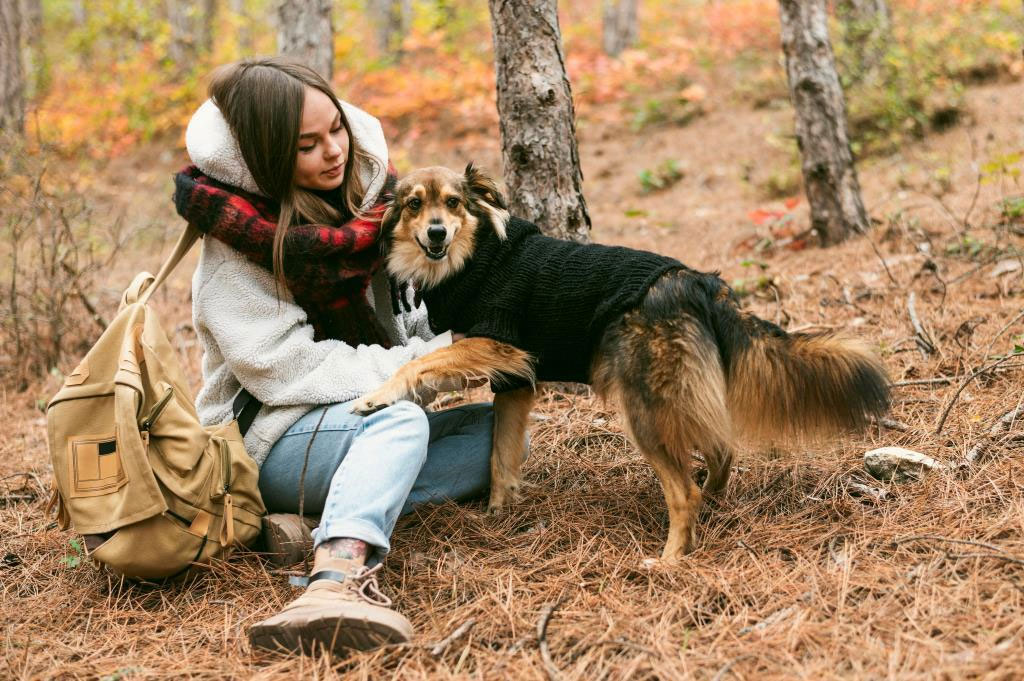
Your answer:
[2,77,1024,680]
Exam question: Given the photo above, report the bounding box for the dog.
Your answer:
[350,164,890,559]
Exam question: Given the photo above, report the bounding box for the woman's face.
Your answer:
[293,87,350,192]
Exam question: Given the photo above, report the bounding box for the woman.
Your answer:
[173,57,499,656]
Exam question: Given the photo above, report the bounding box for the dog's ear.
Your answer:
[464,162,510,240]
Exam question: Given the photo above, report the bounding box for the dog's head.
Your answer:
[381,164,510,288]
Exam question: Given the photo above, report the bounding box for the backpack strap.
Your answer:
[136,224,202,306]
[121,272,157,308]
[232,388,262,438]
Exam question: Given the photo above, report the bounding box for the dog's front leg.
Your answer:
[351,338,534,415]
[487,386,535,514]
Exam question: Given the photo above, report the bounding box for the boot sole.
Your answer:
[260,514,313,567]
[249,614,409,655]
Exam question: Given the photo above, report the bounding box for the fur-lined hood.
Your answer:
[184,97,390,211]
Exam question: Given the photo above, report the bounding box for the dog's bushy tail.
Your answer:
[711,308,890,441]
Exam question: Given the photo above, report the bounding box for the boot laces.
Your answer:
[350,564,392,607]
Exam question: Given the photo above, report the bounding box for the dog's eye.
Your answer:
[445,197,460,210]
[408,198,422,211]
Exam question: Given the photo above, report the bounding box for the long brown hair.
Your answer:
[207,56,381,286]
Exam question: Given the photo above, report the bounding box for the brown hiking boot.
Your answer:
[248,564,413,655]
[260,513,318,567]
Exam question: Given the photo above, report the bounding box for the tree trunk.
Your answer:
[778,0,868,246]
[0,0,24,135]
[199,0,218,55]
[369,0,411,60]
[228,0,251,52]
[276,0,333,80]
[602,0,638,57]
[167,1,196,66]
[488,0,590,243]
[836,0,889,32]
[836,0,889,81]
[19,0,41,96]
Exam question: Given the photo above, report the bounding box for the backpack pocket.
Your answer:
[67,428,126,498]
[145,381,210,476]
[87,511,213,580]
[47,382,166,534]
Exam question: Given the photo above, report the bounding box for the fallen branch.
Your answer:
[893,535,1006,553]
[537,599,565,681]
[430,618,477,657]
[907,292,935,357]
[934,355,1023,434]
[892,377,956,387]
[872,416,910,432]
[962,406,1024,466]
[845,479,889,502]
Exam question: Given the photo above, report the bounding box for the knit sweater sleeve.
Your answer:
[465,309,522,347]
[193,241,449,407]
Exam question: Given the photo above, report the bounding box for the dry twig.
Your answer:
[537,599,566,681]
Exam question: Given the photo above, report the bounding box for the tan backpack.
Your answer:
[46,225,266,580]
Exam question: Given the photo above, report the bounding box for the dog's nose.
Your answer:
[426,225,447,243]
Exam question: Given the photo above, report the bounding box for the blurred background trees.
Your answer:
[0,0,1022,386]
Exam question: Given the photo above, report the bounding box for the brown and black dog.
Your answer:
[351,165,890,560]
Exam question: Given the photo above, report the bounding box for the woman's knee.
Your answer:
[372,399,430,447]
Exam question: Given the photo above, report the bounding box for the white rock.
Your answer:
[864,446,944,483]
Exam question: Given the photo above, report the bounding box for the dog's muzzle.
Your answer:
[419,225,450,260]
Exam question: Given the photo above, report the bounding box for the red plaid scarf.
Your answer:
[173,164,398,348]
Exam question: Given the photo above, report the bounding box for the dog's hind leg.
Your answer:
[596,311,735,558]
[618,402,702,558]
[702,446,733,496]
[488,386,535,514]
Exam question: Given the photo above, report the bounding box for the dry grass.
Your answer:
[3,81,1024,679]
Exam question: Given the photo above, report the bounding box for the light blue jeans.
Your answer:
[258,400,495,558]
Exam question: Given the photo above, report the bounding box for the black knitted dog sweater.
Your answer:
[420,218,684,389]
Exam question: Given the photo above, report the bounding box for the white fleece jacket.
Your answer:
[187,99,450,467]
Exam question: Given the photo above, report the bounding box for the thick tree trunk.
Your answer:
[369,0,411,60]
[276,0,333,80]
[602,0,637,57]
[778,0,868,246]
[488,0,590,243]
[1,0,25,134]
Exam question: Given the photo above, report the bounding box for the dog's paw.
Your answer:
[486,482,519,514]
[350,395,392,415]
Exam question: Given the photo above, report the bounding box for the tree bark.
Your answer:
[1,0,25,135]
[488,0,590,243]
[166,1,216,70]
[276,0,333,80]
[778,0,868,246]
[369,0,411,60]
[602,0,638,57]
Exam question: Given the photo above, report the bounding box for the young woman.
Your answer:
[173,57,501,656]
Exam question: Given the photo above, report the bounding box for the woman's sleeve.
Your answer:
[194,256,450,407]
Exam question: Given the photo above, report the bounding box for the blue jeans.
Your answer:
[258,400,494,558]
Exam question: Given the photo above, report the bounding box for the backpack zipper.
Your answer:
[139,386,174,436]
